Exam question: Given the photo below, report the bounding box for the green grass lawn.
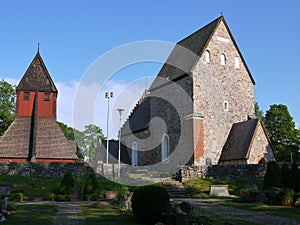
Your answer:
[218,202,300,222]
[183,178,264,198]
[81,204,138,225]
[0,175,129,200]
[4,204,57,225]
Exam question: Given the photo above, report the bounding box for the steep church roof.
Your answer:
[150,16,255,91]
[16,52,58,93]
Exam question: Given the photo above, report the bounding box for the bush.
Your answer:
[55,195,71,202]
[57,172,74,195]
[281,163,292,189]
[84,173,99,197]
[131,184,169,225]
[295,198,300,207]
[7,201,17,211]
[10,193,24,202]
[291,163,300,192]
[263,161,282,190]
[279,189,294,206]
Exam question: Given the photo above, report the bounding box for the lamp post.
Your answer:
[117,108,124,179]
[105,91,113,178]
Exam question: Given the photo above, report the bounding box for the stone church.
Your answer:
[97,16,275,170]
[0,52,77,162]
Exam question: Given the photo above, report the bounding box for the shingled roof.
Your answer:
[0,117,77,160]
[16,52,58,93]
[150,16,254,90]
[219,119,261,162]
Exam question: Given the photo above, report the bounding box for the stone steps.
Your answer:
[162,178,188,198]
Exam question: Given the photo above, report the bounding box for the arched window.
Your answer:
[224,101,229,111]
[235,56,240,69]
[221,53,226,65]
[205,50,211,63]
[161,134,169,162]
[132,142,138,166]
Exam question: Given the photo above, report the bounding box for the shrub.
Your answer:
[238,190,257,203]
[84,173,99,197]
[291,163,300,192]
[57,172,74,195]
[281,163,292,189]
[7,201,17,211]
[55,195,71,202]
[295,198,300,207]
[131,184,169,225]
[10,193,24,202]
[263,161,282,190]
[279,189,294,206]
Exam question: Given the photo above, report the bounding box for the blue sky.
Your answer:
[0,0,299,135]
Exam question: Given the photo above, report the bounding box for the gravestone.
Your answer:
[209,185,229,197]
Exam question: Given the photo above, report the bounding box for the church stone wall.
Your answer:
[192,20,255,165]
[149,76,194,166]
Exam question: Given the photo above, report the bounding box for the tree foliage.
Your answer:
[264,104,300,162]
[254,102,264,120]
[58,122,104,162]
[76,124,105,162]
[0,80,15,136]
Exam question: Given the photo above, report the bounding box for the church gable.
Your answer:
[247,120,276,164]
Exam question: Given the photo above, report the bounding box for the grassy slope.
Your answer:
[0,175,128,201]
[4,205,57,225]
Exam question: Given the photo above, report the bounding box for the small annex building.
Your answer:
[0,52,77,162]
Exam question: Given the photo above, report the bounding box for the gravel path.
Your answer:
[173,198,300,225]
[52,202,84,225]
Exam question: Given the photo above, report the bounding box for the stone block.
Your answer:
[209,185,229,197]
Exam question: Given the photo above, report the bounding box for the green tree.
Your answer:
[263,161,282,189]
[264,104,300,162]
[281,163,292,189]
[255,102,264,120]
[0,80,15,136]
[57,121,84,161]
[57,121,75,140]
[76,124,104,162]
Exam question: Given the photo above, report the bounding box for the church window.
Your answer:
[205,50,211,63]
[24,92,30,101]
[235,57,240,69]
[224,101,229,111]
[44,93,50,101]
[132,142,138,166]
[161,134,169,162]
[221,53,226,65]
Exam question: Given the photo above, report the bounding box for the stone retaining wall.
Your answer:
[0,162,94,177]
[180,164,267,182]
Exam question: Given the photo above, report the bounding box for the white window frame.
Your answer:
[205,50,211,63]
[221,53,226,65]
[235,56,240,69]
[224,101,229,111]
[161,134,170,162]
[131,142,138,166]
